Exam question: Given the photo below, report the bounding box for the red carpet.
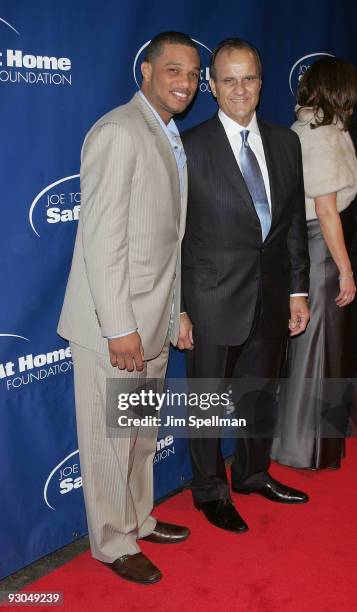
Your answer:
[13,440,357,611]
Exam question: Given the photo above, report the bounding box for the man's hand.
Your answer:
[289,296,310,336]
[108,332,144,372]
[177,312,194,350]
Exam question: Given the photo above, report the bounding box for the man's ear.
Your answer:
[209,78,217,98]
[141,61,152,83]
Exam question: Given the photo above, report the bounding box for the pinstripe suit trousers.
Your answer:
[70,338,169,562]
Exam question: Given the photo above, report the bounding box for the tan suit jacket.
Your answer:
[58,92,186,359]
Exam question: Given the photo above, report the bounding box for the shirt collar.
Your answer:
[138,90,181,143]
[218,109,260,140]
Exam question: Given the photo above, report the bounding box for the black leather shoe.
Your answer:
[194,499,248,533]
[105,552,162,585]
[140,520,190,544]
[232,475,309,504]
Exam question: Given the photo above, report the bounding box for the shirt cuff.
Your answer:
[107,329,137,339]
[290,293,308,297]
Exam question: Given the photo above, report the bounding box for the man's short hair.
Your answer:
[144,31,199,63]
[210,38,262,80]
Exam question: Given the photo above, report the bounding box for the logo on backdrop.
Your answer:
[0,333,29,341]
[43,438,175,508]
[44,450,83,510]
[0,337,73,391]
[29,174,80,237]
[154,434,175,464]
[289,52,334,95]
[0,17,20,36]
[0,16,72,86]
[133,38,212,94]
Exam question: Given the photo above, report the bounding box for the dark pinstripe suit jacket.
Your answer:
[182,114,310,346]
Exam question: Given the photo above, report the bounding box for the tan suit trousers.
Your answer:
[70,337,169,561]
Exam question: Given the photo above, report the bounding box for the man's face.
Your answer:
[210,48,262,127]
[141,43,200,123]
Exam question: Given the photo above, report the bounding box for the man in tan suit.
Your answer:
[58,31,199,585]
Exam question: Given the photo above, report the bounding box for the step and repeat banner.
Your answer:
[1,0,357,579]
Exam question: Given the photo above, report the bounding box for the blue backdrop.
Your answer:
[1,0,357,579]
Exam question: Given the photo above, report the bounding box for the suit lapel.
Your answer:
[131,93,181,225]
[179,163,188,239]
[207,116,258,218]
[257,119,278,229]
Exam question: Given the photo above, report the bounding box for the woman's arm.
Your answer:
[315,193,356,306]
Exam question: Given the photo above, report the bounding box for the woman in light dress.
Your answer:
[272,57,357,469]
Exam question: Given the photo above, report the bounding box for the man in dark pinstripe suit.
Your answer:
[182,38,310,533]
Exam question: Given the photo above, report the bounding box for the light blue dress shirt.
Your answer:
[138,91,186,197]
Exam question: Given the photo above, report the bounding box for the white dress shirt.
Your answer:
[218,109,272,212]
[218,109,307,298]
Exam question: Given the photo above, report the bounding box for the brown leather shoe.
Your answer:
[140,520,190,544]
[105,552,162,584]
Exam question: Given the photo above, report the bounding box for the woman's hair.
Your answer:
[297,56,357,130]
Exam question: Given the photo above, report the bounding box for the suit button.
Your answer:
[260,247,265,253]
